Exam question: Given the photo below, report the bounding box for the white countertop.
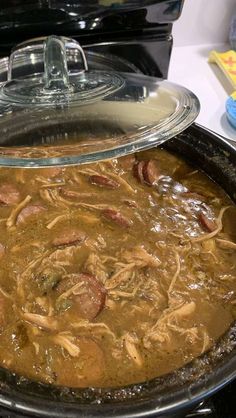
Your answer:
[168,43,236,142]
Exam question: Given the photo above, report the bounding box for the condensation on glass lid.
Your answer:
[0,35,199,167]
[0,83,200,167]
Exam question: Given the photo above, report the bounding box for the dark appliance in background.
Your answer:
[0,0,183,78]
[0,1,235,417]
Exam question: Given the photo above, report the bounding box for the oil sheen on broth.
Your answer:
[0,149,235,388]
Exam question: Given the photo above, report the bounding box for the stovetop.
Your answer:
[188,382,236,418]
[0,2,233,418]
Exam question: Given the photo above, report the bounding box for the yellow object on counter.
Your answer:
[232,91,236,100]
[209,50,236,89]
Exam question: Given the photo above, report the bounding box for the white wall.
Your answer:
[173,0,236,46]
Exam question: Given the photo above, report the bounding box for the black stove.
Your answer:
[0,0,183,78]
[0,1,235,417]
[190,383,236,418]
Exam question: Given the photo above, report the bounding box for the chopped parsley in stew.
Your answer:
[0,148,235,388]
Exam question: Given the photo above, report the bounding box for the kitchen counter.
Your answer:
[168,43,236,142]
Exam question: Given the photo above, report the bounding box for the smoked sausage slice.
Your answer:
[89,175,120,189]
[16,205,46,225]
[57,273,106,320]
[0,184,20,205]
[52,229,86,247]
[142,160,161,186]
[198,212,217,232]
[102,209,132,228]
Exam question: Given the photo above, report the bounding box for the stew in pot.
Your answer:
[0,148,235,388]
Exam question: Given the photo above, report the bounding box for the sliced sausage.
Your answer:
[198,212,217,232]
[133,161,145,184]
[61,189,92,199]
[57,273,106,320]
[0,184,20,205]
[89,175,120,189]
[16,204,46,225]
[142,160,161,185]
[118,154,136,171]
[52,229,86,247]
[102,209,133,228]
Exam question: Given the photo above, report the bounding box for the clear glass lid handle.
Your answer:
[7,35,89,90]
[43,35,70,91]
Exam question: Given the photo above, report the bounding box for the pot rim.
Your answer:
[0,346,236,418]
[0,123,235,417]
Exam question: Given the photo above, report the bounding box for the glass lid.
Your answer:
[0,36,200,167]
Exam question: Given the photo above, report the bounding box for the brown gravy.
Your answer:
[0,148,235,388]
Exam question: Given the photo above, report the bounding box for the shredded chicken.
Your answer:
[22,312,58,331]
[6,195,32,228]
[39,189,55,206]
[21,250,51,279]
[84,252,108,283]
[15,169,25,184]
[121,246,161,268]
[168,252,181,294]
[76,212,99,225]
[42,246,78,268]
[32,342,40,355]
[72,171,82,185]
[105,263,135,290]
[51,191,76,207]
[35,296,54,315]
[0,286,12,300]
[108,281,141,298]
[57,281,84,302]
[52,333,80,357]
[77,203,117,211]
[201,328,211,354]
[185,169,199,177]
[71,320,116,340]
[99,162,136,193]
[143,301,196,347]
[183,326,200,344]
[123,333,142,366]
[192,206,231,243]
[35,175,50,184]
[76,168,100,176]
[46,214,68,230]
[41,182,65,188]
[108,172,135,193]
[105,299,117,310]
[201,239,216,252]
[0,148,235,388]
[11,241,41,253]
[101,255,118,263]
[216,238,236,250]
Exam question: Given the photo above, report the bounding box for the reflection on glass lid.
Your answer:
[0,36,200,167]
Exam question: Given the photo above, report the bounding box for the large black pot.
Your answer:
[0,124,236,418]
